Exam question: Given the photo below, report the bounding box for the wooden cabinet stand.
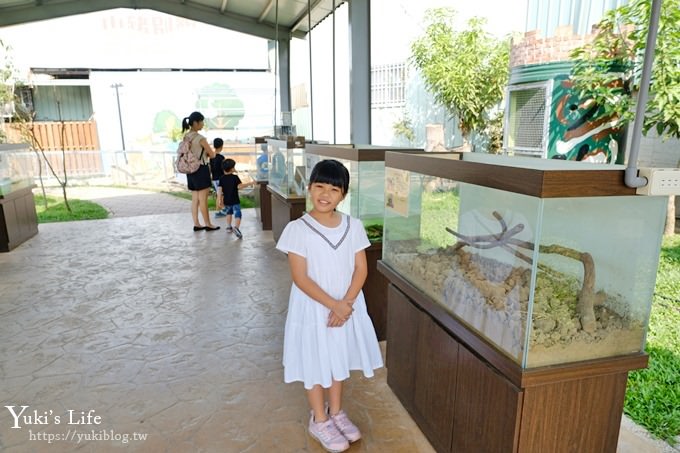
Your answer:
[364,242,388,341]
[1,186,39,252]
[378,261,647,453]
[268,186,305,242]
[254,181,272,231]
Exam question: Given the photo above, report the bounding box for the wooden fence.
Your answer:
[3,121,100,151]
[3,144,266,190]
[3,121,103,175]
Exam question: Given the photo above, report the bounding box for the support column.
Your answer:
[277,38,292,115]
[349,0,371,144]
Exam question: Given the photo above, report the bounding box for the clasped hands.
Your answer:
[327,298,355,327]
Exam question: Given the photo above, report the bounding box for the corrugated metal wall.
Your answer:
[525,0,630,36]
[31,85,94,121]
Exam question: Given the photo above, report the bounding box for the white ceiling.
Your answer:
[0,0,346,40]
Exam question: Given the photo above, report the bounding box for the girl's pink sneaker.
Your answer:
[330,410,362,443]
[308,412,350,452]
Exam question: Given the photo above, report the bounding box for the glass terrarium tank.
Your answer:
[304,144,424,240]
[254,137,269,181]
[0,143,34,196]
[382,152,666,368]
[267,137,306,197]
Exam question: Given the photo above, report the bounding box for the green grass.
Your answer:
[421,189,460,248]
[35,194,109,223]
[624,235,680,445]
[164,191,256,209]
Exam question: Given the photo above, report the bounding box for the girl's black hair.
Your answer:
[308,159,349,195]
[181,111,205,133]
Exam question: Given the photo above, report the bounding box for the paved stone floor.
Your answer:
[0,189,677,452]
[0,211,435,452]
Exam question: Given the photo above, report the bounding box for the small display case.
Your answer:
[0,143,38,252]
[266,137,306,242]
[252,137,272,230]
[382,152,665,368]
[267,136,306,197]
[254,137,269,182]
[221,140,269,229]
[0,143,34,195]
[304,144,423,235]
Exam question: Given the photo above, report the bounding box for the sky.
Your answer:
[370,0,527,65]
[0,9,269,76]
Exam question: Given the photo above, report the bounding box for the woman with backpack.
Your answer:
[182,111,220,231]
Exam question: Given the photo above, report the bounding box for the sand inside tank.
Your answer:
[386,247,645,368]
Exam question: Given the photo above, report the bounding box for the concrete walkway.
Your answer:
[0,187,676,452]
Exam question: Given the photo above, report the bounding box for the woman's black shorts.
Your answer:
[187,164,212,191]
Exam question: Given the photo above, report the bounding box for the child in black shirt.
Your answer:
[211,138,228,217]
[217,158,255,239]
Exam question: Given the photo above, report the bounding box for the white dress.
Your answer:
[276,213,384,389]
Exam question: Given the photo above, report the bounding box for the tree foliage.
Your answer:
[0,39,17,142]
[0,41,72,212]
[410,8,510,141]
[393,116,416,143]
[570,0,680,138]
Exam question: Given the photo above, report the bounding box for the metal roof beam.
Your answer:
[258,0,274,23]
[291,0,344,34]
[0,0,305,40]
[290,0,324,33]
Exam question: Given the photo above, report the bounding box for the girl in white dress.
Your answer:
[276,159,383,452]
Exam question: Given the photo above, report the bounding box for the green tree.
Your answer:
[410,8,510,148]
[571,0,680,236]
[0,39,16,142]
[0,40,72,212]
[393,116,416,143]
[570,0,680,139]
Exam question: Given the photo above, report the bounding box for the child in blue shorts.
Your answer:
[217,158,255,239]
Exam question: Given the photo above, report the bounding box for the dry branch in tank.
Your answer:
[446,211,598,332]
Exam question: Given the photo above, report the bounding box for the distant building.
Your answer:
[2,9,274,153]
[504,0,677,170]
